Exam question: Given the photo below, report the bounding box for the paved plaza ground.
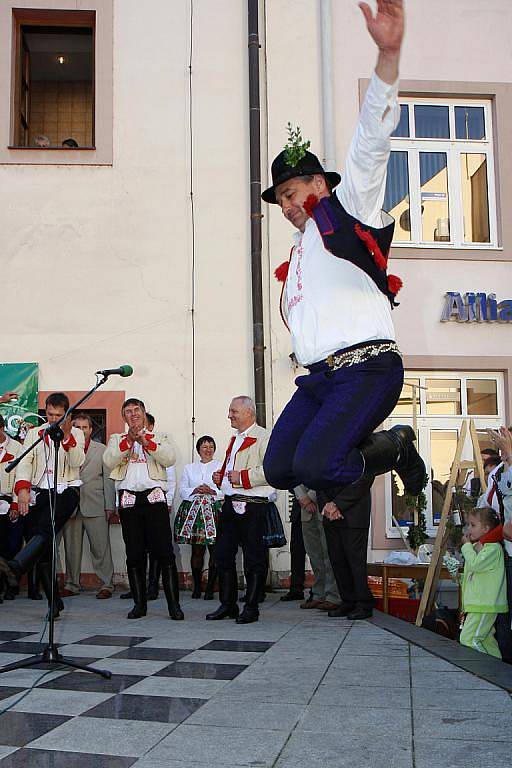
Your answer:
[0,591,511,767]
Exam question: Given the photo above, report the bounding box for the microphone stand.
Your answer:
[0,373,113,679]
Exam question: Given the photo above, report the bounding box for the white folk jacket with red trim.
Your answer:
[103,431,175,483]
[0,435,22,500]
[14,425,85,495]
[219,424,272,495]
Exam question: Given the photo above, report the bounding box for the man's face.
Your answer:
[228,400,253,432]
[275,175,329,232]
[46,404,66,425]
[123,404,145,432]
[73,418,93,441]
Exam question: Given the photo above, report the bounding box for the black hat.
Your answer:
[262,150,341,204]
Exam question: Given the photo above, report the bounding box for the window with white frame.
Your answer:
[384,372,505,538]
[383,99,497,248]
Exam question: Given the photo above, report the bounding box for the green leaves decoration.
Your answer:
[283,123,310,168]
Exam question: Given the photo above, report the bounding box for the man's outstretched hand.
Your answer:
[359,0,404,84]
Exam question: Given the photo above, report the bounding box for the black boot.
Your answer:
[236,572,263,624]
[161,562,184,620]
[191,567,202,599]
[0,533,48,591]
[120,590,133,599]
[360,425,426,496]
[203,565,217,600]
[147,557,161,601]
[206,569,239,620]
[127,566,147,619]
[27,567,43,600]
[37,561,64,620]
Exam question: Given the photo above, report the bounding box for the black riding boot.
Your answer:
[191,567,202,599]
[147,556,161,601]
[161,562,184,620]
[27,567,43,600]
[0,534,48,590]
[360,425,426,496]
[206,568,239,620]
[127,566,147,619]
[203,565,217,600]
[236,572,263,624]
[37,561,64,620]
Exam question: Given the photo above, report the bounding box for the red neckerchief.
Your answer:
[480,525,503,544]
[218,434,257,484]
[84,438,91,454]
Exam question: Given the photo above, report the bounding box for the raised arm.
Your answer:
[338,1,404,227]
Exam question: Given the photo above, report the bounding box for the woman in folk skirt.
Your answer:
[175,436,223,599]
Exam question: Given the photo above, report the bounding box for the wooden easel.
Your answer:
[415,419,486,627]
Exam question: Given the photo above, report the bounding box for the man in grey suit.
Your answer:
[62,412,116,599]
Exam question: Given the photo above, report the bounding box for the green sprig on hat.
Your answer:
[283,123,311,168]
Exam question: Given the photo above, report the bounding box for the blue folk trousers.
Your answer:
[263,351,404,491]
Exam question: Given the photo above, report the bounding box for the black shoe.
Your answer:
[328,603,355,618]
[235,572,263,624]
[206,568,238,620]
[280,591,304,602]
[161,563,184,620]
[347,607,373,620]
[127,566,147,620]
[206,604,239,620]
[3,586,17,601]
[236,606,259,624]
[120,590,133,600]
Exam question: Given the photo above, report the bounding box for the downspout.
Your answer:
[248,0,266,427]
[320,0,336,171]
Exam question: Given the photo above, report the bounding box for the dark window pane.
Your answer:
[391,104,409,137]
[414,105,450,138]
[420,153,450,242]
[384,151,411,240]
[467,380,498,416]
[455,106,485,140]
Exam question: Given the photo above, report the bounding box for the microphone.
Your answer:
[95,365,134,378]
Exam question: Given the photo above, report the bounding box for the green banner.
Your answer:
[0,363,39,438]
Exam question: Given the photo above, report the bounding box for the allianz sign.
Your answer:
[441,292,512,323]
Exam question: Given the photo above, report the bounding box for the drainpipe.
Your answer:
[320,0,336,171]
[248,0,266,427]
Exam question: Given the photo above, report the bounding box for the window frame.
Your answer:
[0,1,112,166]
[384,371,505,539]
[388,96,498,250]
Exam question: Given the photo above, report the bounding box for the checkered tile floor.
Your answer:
[0,627,273,767]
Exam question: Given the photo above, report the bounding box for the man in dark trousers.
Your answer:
[320,480,375,620]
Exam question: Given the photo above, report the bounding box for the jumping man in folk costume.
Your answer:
[263,1,426,519]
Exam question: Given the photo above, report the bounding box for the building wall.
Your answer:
[1,0,512,579]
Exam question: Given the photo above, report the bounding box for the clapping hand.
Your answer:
[488,426,512,466]
[359,0,404,54]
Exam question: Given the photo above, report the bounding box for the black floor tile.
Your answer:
[75,635,150,647]
[0,632,33,641]
[39,671,143,694]
[110,647,192,662]
[155,661,247,680]
[19,657,102,672]
[0,712,69,746]
[84,693,206,723]
[0,749,137,767]
[200,640,273,652]
[0,686,24,701]
[0,642,47,655]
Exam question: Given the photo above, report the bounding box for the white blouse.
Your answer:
[179,459,224,502]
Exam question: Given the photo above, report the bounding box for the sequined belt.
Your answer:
[306,340,401,373]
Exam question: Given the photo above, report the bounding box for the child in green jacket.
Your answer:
[460,507,507,658]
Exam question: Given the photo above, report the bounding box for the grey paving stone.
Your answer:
[322,665,411,688]
[27,716,176,757]
[214,678,318,704]
[0,688,114,716]
[179,649,262,665]
[411,669,501,691]
[311,682,411,709]
[0,747,17,761]
[330,653,410,671]
[414,737,512,768]
[412,685,512,712]
[297,703,412,738]
[186,699,306,730]
[144,723,289,766]
[0,749,137,768]
[123,675,228,699]
[275,730,412,768]
[414,708,512,742]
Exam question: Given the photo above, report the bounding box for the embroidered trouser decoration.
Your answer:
[180,495,217,540]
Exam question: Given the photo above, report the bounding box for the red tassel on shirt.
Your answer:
[274,261,290,283]
[387,274,403,295]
